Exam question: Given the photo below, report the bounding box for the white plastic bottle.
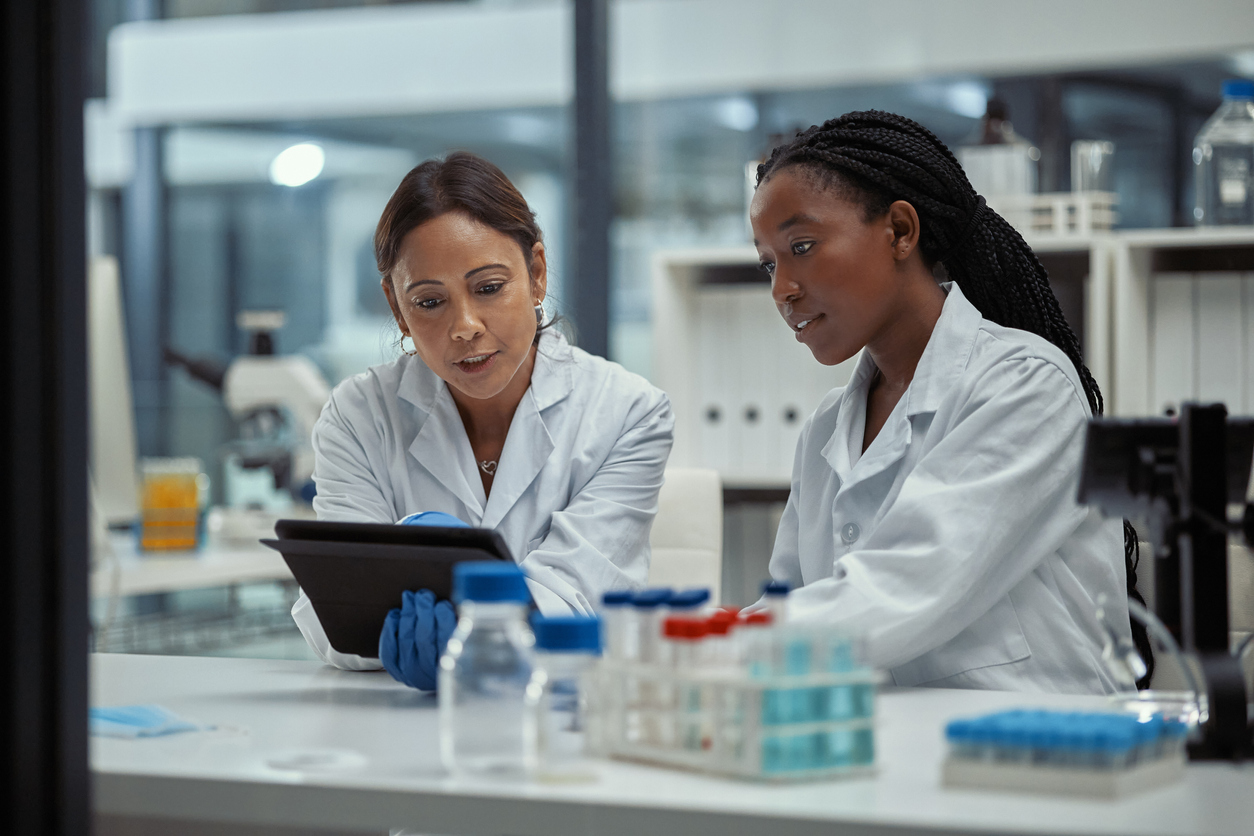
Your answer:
[527,615,602,782]
[438,562,535,777]
[1194,79,1254,226]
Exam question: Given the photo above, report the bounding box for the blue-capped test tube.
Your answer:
[631,588,672,665]
[762,580,789,624]
[600,590,634,661]
[668,588,710,615]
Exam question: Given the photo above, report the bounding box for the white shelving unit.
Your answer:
[1109,227,1254,417]
[651,228,1254,489]
[651,246,856,490]
[652,237,1116,487]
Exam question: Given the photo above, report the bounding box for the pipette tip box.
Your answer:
[940,709,1186,798]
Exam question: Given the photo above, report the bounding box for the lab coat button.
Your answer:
[841,522,860,544]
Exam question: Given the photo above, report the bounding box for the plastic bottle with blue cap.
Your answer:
[1194,78,1254,226]
[527,615,602,782]
[438,561,535,777]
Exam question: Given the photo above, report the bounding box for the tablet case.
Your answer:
[262,519,512,658]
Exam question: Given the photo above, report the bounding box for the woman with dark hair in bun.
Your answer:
[292,152,673,688]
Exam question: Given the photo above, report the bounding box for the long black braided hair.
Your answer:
[758,110,1153,688]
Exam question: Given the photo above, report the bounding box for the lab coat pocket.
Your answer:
[888,595,1031,687]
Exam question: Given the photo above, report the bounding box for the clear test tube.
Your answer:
[599,590,634,661]
[762,581,790,624]
[704,609,738,669]
[663,616,709,751]
[630,588,672,746]
[738,611,774,677]
[631,588,672,666]
[668,588,711,617]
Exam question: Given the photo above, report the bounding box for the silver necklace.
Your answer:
[478,460,498,476]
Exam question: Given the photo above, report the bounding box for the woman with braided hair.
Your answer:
[753,110,1149,694]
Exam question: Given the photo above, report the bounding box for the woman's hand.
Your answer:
[378,589,457,690]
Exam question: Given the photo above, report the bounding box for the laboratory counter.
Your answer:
[91,533,292,599]
[92,653,1254,836]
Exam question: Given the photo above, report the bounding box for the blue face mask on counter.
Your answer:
[90,704,208,738]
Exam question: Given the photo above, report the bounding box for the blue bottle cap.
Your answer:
[632,588,672,608]
[532,615,602,653]
[601,590,633,607]
[668,589,710,609]
[762,580,790,596]
[453,561,531,603]
[1223,79,1254,99]
[944,719,971,742]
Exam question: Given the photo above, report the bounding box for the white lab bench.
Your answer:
[92,653,1254,836]
[91,532,292,599]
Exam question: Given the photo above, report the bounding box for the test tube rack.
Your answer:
[592,661,878,781]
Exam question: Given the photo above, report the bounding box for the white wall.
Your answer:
[108,0,1254,126]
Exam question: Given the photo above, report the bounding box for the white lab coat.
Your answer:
[292,329,674,670]
[771,283,1131,694]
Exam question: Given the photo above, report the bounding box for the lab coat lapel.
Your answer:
[398,356,486,520]
[832,283,981,488]
[481,387,555,530]
[850,397,912,484]
[821,350,876,485]
[480,334,574,530]
[904,282,980,418]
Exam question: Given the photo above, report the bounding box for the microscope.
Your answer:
[165,310,330,515]
[1078,403,1254,761]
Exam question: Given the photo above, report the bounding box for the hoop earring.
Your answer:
[534,302,544,327]
[401,334,417,356]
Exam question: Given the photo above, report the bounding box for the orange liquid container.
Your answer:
[140,458,203,551]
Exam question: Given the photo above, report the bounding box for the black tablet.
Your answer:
[262,519,513,658]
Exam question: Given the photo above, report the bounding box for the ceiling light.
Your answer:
[269,143,325,187]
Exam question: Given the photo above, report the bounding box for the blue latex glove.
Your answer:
[379,589,457,691]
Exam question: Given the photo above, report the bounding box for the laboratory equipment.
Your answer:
[1071,140,1114,193]
[138,457,205,551]
[163,310,331,512]
[942,709,1186,798]
[1193,79,1254,226]
[957,99,1039,198]
[592,605,876,781]
[527,615,602,782]
[438,562,535,777]
[1077,405,1254,759]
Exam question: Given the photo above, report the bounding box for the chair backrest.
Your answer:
[648,468,723,605]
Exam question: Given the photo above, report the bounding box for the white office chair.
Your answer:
[647,468,723,605]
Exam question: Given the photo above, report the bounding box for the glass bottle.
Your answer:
[527,615,601,782]
[438,562,535,777]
